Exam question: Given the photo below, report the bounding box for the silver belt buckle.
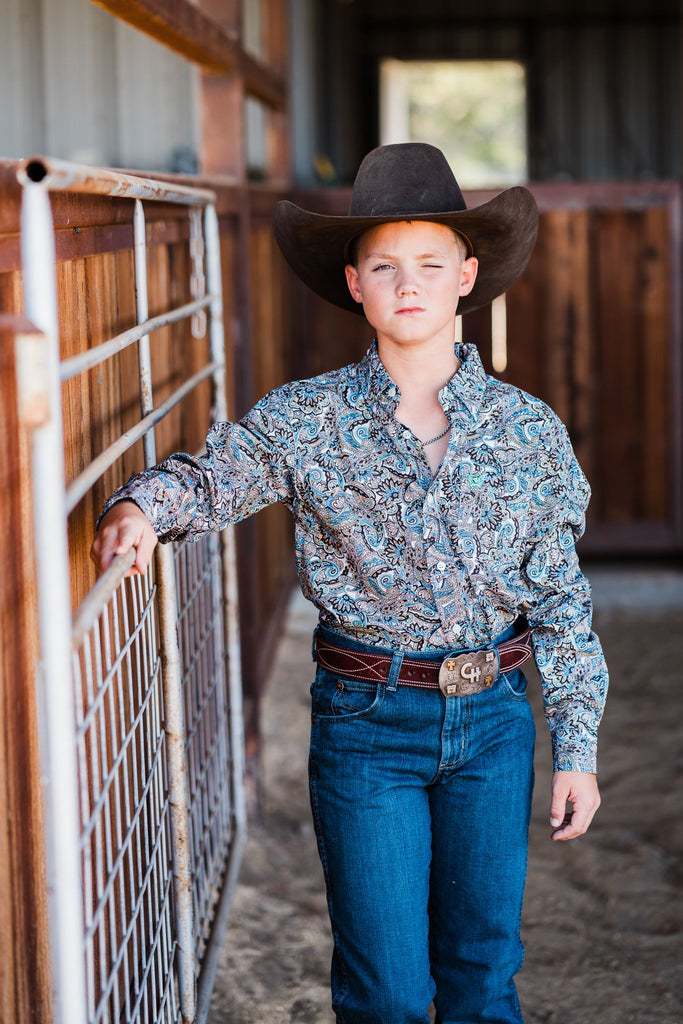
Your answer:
[438,649,498,697]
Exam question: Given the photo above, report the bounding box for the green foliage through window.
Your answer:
[380,60,527,188]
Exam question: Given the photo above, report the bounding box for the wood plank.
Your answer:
[639,205,671,521]
[291,181,681,215]
[503,218,545,400]
[0,314,53,1024]
[593,208,643,525]
[115,247,147,487]
[88,0,286,106]
[58,257,98,610]
[88,0,244,74]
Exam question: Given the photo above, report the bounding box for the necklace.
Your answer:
[420,422,450,447]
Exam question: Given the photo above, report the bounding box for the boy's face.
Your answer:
[344,220,478,351]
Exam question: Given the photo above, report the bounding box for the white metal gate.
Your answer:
[15,157,246,1024]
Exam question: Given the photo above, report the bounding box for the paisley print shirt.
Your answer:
[105,342,607,772]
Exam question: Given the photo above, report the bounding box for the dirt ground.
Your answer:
[208,565,683,1024]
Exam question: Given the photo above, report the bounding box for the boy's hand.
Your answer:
[90,500,158,577]
[549,770,601,841]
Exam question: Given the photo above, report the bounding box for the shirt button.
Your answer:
[436,561,446,570]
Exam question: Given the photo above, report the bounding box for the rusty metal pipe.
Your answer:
[71,548,137,650]
[156,542,197,1024]
[17,155,215,205]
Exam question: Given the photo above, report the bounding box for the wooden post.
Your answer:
[0,316,52,1024]
[264,0,290,183]
[198,1,245,180]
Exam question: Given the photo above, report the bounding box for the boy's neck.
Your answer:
[376,336,461,401]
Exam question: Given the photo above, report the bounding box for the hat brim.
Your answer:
[273,186,538,317]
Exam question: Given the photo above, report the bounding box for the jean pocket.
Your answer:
[311,669,385,721]
[500,668,529,701]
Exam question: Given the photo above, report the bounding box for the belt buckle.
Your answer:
[438,649,498,697]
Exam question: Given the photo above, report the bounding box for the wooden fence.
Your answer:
[0,163,295,1023]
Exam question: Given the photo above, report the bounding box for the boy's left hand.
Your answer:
[549,770,601,841]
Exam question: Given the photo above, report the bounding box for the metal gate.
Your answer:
[15,157,246,1024]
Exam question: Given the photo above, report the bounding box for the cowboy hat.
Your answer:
[273,143,538,316]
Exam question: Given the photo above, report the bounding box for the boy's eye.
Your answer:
[423,263,443,269]
[372,263,393,272]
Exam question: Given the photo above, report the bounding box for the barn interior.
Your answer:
[0,1,681,1021]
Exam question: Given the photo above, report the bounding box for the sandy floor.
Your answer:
[208,565,683,1024]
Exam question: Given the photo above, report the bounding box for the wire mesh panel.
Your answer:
[174,533,234,963]
[72,565,180,1024]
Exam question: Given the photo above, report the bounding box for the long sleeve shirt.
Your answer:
[104,341,608,772]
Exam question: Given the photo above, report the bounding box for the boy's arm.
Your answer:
[92,389,297,573]
[521,411,608,839]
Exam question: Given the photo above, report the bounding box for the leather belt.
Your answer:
[314,626,533,698]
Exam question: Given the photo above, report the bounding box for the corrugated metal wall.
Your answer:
[0,0,199,172]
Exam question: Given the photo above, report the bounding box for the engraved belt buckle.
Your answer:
[438,649,498,697]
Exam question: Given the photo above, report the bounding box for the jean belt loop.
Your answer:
[311,625,320,662]
[386,652,404,693]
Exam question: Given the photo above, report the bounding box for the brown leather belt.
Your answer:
[314,626,533,698]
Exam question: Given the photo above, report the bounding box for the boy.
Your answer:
[92,143,607,1024]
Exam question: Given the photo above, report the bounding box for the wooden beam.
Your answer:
[242,48,288,111]
[88,0,286,107]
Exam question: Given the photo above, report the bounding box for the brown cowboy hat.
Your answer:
[273,143,538,316]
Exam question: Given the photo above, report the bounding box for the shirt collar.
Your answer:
[356,341,401,420]
[356,340,487,422]
[440,343,487,420]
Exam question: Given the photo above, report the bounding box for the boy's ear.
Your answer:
[345,264,363,304]
[458,256,479,297]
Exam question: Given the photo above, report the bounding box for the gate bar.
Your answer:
[66,361,220,514]
[19,180,89,1024]
[60,296,211,382]
[195,204,246,1024]
[18,155,215,205]
[133,198,197,1024]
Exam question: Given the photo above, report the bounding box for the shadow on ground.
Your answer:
[209,564,683,1024]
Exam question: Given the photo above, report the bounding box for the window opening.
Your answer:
[380,59,528,188]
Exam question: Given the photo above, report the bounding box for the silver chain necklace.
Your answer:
[420,423,450,447]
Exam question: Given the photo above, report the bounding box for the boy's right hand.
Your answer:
[90,500,158,577]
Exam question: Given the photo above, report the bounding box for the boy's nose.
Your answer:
[396,273,420,296]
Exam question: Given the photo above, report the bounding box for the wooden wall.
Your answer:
[289,181,683,557]
[235,187,297,750]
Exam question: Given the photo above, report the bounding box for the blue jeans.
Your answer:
[308,623,535,1024]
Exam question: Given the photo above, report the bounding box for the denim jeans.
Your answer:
[308,623,535,1024]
